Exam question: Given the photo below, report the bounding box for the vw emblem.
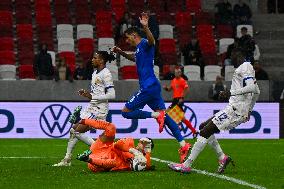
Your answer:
[40,104,72,138]
[165,105,197,138]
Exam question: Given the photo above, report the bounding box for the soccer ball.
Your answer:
[130,157,146,171]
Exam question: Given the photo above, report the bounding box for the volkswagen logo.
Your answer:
[165,105,197,138]
[40,104,72,138]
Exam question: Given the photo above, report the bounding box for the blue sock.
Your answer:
[165,114,184,142]
[122,110,152,119]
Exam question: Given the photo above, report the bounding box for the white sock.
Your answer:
[207,135,225,161]
[151,112,160,118]
[179,140,186,147]
[183,136,208,167]
[64,131,78,159]
[74,132,94,146]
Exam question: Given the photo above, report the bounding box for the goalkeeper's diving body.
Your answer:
[169,48,260,174]
[76,119,154,172]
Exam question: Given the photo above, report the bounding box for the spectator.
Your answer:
[183,38,202,66]
[224,38,239,66]
[164,65,188,80]
[135,9,159,41]
[54,57,73,82]
[208,75,227,101]
[253,44,260,62]
[74,59,88,80]
[215,0,233,24]
[115,12,134,42]
[33,43,54,80]
[233,0,252,25]
[239,27,255,62]
[254,62,269,80]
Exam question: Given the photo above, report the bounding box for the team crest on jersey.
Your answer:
[95,77,102,84]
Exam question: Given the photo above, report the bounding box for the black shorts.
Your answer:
[169,98,185,112]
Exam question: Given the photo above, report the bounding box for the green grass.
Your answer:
[0,139,283,189]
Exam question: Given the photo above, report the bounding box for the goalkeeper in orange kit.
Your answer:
[76,119,154,172]
[163,68,198,138]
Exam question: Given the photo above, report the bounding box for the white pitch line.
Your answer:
[0,156,267,189]
[151,157,267,189]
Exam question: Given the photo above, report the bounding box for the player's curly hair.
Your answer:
[97,51,116,63]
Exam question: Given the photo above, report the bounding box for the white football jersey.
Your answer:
[229,62,256,116]
[90,67,114,111]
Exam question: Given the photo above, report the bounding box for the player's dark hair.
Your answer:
[231,48,246,66]
[146,137,154,150]
[124,26,141,36]
[97,51,116,63]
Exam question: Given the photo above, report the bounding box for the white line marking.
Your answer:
[0,156,267,189]
[151,157,267,189]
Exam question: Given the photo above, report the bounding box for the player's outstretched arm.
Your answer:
[112,46,135,62]
[230,78,259,96]
[140,12,155,46]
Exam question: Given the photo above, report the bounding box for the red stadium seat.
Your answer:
[0,0,12,11]
[15,0,31,11]
[38,31,54,50]
[110,0,125,22]
[78,38,94,60]
[199,38,216,56]
[19,65,35,79]
[75,11,92,24]
[95,11,112,25]
[18,51,35,65]
[54,1,72,24]
[96,23,113,38]
[36,11,52,29]
[203,54,218,65]
[127,0,144,15]
[0,51,15,65]
[196,24,214,39]
[59,52,76,74]
[148,0,165,13]
[91,0,109,11]
[175,12,192,31]
[17,24,33,40]
[195,12,214,25]
[159,39,177,65]
[16,10,32,24]
[178,34,192,50]
[0,37,14,51]
[216,25,234,38]
[156,12,174,25]
[120,66,138,80]
[0,11,13,37]
[113,8,125,23]
[185,0,201,13]
[18,40,34,52]
[166,0,183,13]
[35,0,50,11]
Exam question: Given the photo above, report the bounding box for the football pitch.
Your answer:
[0,139,283,189]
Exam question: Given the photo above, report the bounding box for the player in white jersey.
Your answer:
[53,51,116,166]
[168,49,260,174]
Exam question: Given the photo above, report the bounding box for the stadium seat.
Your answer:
[217,25,234,38]
[98,38,115,51]
[18,65,35,79]
[0,11,13,37]
[185,0,201,13]
[184,65,201,81]
[78,38,94,60]
[166,0,183,13]
[77,24,93,39]
[148,0,165,13]
[203,54,218,65]
[156,12,174,25]
[91,0,109,11]
[225,65,235,81]
[18,51,34,65]
[175,12,192,30]
[35,11,52,30]
[57,24,73,39]
[196,24,214,39]
[106,64,119,80]
[159,39,177,65]
[58,51,76,73]
[204,65,221,81]
[15,10,32,24]
[120,51,136,67]
[120,66,138,80]
[17,24,33,40]
[0,65,16,79]
[159,25,174,39]
[15,0,31,11]
[154,65,160,80]
[219,38,234,54]
[35,0,50,11]
[95,11,112,25]
[195,12,213,25]
[236,25,253,38]
[38,31,54,50]
[96,23,113,38]
[0,37,14,51]
[47,51,56,67]
[110,0,126,23]
[127,0,144,15]
[178,33,192,50]
[18,40,33,53]
[58,38,75,53]
[0,51,15,65]
[54,1,72,24]
[0,0,12,11]
[75,10,92,24]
